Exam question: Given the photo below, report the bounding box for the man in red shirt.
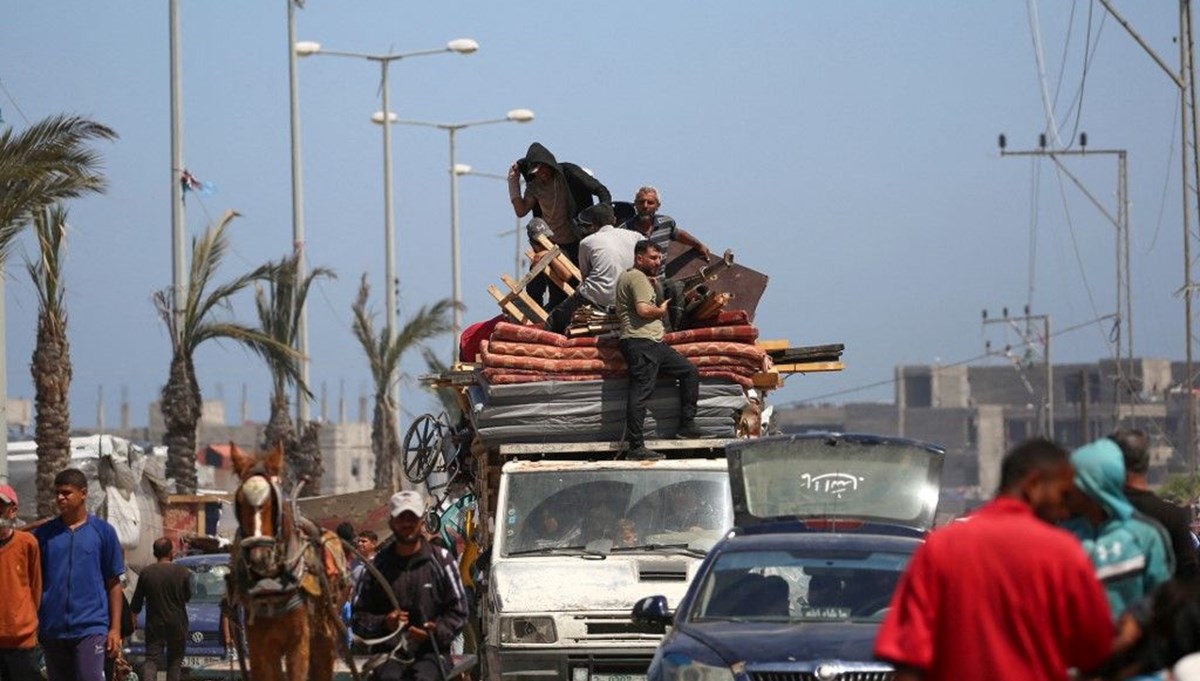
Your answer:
[0,483,41,680]
[875,438,1113,681]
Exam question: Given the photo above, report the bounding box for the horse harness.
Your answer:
[230,467,309,620]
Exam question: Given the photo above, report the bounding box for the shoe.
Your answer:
[626,446,665,461]
[674,422,707,439]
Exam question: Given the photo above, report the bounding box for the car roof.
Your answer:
[175,553,230,567]
[714,530,922,554]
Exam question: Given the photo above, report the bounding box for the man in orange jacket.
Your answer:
[0,483,42,680]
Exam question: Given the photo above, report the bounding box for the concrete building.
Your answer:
[775,357,1187,509]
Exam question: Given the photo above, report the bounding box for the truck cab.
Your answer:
[482,449,733,681]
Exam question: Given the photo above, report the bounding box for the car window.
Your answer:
[188,561,230,604]
[690,549,910,622]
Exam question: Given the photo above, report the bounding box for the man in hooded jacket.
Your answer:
[1062,438,1174,621]
[509,142,611,271]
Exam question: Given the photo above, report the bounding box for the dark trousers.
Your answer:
[372,652,448,681]
[44,635,107,681]
[0,648,39,681]
[619,338,699,448]
[544,292,595,335]
[143,624,186,681]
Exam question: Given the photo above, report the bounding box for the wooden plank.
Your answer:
[488,285,527,323]
[534,234,581,280]
[756,339,790,351]
[501,274,550,323]
[774,361,845,374]
[751,372,785,389]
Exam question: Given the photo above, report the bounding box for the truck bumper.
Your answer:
[488,645,652,681]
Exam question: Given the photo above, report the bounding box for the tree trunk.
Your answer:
[32,311,71,519]
[372,392,399,491]
[263,393,299,490]
[295,420,323,497]
[161,352,200,494]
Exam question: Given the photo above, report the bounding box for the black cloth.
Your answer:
[619,338,699,449]
[143,624,186,681]
[0,648,39,681]
[352,538,468,659]
[544,291,598,335]
[371,654,446,681]
[1125,487,1199,580]
[131,562,192,632]
[520,142,611,236]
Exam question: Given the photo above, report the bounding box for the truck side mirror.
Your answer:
[631,595,673,625]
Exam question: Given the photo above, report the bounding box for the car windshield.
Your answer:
[501,469,731,557]
[187,561,230,604]
[689,548,911,623]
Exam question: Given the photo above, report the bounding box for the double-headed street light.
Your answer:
[296,37,478,414]
[373,109,535,359]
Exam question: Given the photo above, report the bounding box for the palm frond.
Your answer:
[24,204,69,314]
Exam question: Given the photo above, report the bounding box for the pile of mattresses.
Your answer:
[468,318,766,444]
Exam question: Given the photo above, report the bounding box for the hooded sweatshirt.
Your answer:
[1062,439,1174,619]
[519,142,611,245]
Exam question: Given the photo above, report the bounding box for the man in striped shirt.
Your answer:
[618,186,712,277]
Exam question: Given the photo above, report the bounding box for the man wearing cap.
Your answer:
[0,483,41,680]
[353,491,468,681]
[544,203,643,334]
[509,142,611,267]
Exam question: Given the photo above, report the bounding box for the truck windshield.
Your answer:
[501,469,731,557]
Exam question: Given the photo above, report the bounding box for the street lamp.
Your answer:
[375,109,535,359]
[456,166,524,277]
[296,37,478,412]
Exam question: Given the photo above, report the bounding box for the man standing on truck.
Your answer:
[619,186,712,277]
[508,142,611,269]
[353,491,469,681]
[615,240,705,461]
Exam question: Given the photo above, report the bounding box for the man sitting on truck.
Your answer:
[544,202,642,334]
[618,185,712,277]
[615,240,705,461]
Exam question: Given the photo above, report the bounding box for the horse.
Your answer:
[228,442,353,681]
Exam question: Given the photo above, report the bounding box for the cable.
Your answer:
[0,77,31,126]
[1027,0,1064,147]
[1148,90,1181,253]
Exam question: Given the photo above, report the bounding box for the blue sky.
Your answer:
[0,2,1189,428]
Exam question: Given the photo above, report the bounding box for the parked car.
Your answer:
[633,433,944,681]
[125,552,235,678]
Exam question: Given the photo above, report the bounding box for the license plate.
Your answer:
[181,656,224,669]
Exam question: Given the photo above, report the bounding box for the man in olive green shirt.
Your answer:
[615,240,703,460]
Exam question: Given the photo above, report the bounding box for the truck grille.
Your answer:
[750,673,893,681]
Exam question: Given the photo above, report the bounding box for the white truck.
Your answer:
[478,441,735,681]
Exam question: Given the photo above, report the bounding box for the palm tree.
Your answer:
[350,274,454,490]
[255,253,334,495]
[1,115,115,510]
[26,205,72,519]
[154,210,300,494]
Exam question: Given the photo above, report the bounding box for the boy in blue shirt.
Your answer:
[33,468,125,681]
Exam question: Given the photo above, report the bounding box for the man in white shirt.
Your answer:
[544,203,642,334]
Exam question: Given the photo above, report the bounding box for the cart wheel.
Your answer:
[424,508,443,536]
[402,413,446,484]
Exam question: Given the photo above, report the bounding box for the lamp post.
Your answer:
[376,110,535,357]
[295,38,478,414]
[456,167,524,276]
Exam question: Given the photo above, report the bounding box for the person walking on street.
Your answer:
[615,240,704,460]
[352,491,469,681]
[130,537,192,681]
[875,438,1113,681]
[1110,428,1200,580]
[0,483,41,680]
[34,468,126,681]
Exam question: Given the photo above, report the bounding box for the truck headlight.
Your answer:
[499,616,557,644]
[662,653,734,681]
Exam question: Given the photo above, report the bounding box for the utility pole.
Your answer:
[997,134,1131,425]
[1096,0,1199,473]
[983,307,1054,439]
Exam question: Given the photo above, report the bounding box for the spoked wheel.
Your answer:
[402,413,448,484]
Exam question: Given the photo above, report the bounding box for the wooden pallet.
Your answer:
[490,235,580,324]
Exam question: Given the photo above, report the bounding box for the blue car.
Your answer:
[633,433,944,681]
[126,552,236,678]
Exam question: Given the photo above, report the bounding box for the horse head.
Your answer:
[232,442,290,579]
